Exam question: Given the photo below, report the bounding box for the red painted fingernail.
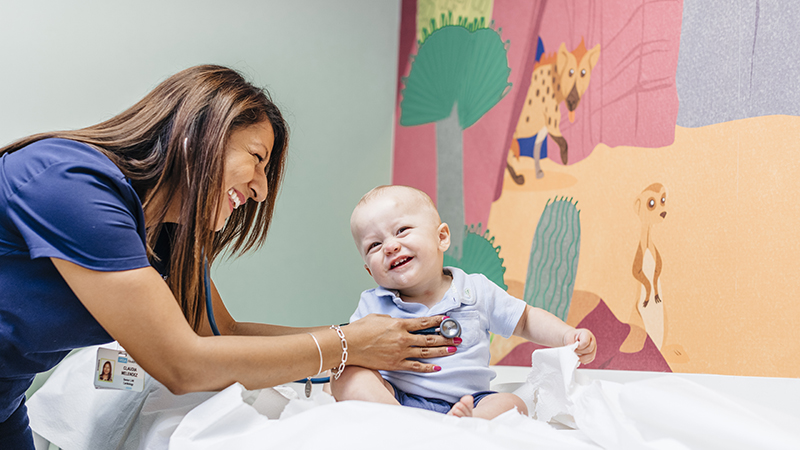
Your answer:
[434,366,442,372]
[443,316,450,320]
[447,346,457,353]
[453,337,462,344]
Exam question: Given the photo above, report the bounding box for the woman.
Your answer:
[98,361,113,382]
[0,65,456,449]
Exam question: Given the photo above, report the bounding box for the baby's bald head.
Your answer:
[350,185,441,241]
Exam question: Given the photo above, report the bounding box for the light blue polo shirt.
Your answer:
[350,267,527,403]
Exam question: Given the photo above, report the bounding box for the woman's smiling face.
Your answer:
[214,120,275,231]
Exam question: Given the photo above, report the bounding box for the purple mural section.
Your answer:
[497,300,672,372]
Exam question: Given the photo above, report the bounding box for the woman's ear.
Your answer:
[437,223,451,252]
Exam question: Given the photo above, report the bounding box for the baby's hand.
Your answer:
[565,328,596,365]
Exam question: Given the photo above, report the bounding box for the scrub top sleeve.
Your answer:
[7,162,150,271]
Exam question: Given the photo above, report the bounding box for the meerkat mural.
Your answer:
[507,38,600,183]
[632,183,667,349]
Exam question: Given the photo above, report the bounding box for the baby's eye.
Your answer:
[397,227,410,235]
[367,242,381,252]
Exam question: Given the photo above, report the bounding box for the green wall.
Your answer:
[0,0,399,328]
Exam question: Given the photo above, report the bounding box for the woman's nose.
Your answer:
[249,170,268,203]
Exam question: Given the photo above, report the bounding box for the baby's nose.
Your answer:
[383,239,400,253]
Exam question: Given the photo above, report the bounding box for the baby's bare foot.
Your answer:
[447,395,474,418]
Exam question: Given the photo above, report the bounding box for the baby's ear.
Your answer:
[364,264,372,277]
[438,223,451,252]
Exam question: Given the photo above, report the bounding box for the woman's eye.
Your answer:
[253,153,264,163]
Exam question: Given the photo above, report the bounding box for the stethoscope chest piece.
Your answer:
[439,317,461,339]
[411,317,462,339]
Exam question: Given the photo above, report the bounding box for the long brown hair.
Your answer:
[0,65,289,330]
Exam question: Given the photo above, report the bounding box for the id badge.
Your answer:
[94,347,145,392]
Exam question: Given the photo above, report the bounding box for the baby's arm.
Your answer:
[512,305,597,365]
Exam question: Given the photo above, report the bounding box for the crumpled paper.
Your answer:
[27,345,292,450]
[169,386,597,450]
[514,344,800,450]
[513,342,581,426]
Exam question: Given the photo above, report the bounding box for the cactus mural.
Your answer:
[400,13,512,261]
[443,224,507,290]
[523,197,581,321]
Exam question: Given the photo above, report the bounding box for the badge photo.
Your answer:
[97,359,115,383]
[94,346,145,392]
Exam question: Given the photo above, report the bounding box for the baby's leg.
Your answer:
[330,366,399,405]
[472,393,528,420]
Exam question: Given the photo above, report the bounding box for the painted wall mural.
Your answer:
[393,0,800,378]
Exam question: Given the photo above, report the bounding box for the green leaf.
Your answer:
[400,25,511,129]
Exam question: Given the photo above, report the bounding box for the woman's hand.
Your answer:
[343,314,459,373]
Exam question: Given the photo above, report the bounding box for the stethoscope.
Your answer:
[410,317,462,339]
[203,258,461,386]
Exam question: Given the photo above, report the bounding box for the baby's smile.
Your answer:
[390,256,413,269]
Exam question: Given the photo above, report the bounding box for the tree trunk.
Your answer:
[436,103,464,261]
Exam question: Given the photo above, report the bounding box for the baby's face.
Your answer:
[352,193,449,294]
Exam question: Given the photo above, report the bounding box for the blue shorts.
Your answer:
[388,381,497,414]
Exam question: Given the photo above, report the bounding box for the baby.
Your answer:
[331,185,596,419]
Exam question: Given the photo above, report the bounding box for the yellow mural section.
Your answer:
[416,0,494,42]
[489,116,800,378]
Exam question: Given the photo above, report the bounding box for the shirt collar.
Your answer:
[373,267,475,314]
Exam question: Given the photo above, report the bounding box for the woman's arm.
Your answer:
[52,258,455,394]
[512,304,597,364]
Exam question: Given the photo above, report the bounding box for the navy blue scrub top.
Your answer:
[0,138,151,422]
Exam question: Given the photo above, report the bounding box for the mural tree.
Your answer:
[400,14,511,260]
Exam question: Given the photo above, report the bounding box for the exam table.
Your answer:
[27,344,800,450]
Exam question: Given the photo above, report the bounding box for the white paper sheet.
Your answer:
[28,344,800,450]
[169,385,597,450]
[519,344,800,450]
[27,345,291,450]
